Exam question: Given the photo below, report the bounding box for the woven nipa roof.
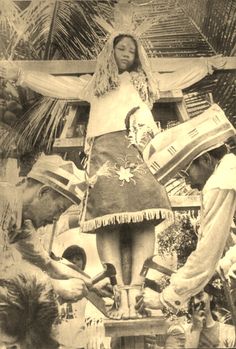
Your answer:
[133,0,235,124]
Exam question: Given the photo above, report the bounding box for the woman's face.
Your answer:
[114,36,136,73]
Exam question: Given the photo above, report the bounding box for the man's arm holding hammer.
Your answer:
[10,220,90,302]
[137,189,236,314]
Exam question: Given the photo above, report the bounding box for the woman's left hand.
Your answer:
[0,61,19,81]
[208,54,226,71]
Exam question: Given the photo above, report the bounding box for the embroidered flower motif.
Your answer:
[114,155,146,186]
[116,166,134,183]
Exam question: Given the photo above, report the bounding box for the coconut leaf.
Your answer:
[12,0,113,60]
[0,0,24,58]
[1,98,67,154]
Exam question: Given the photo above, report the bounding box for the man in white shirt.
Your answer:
[135,105,236,317]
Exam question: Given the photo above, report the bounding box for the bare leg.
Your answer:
[96,225,129,319]
[129,222,155,318]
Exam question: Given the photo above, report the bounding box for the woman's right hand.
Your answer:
[0,62,19,81]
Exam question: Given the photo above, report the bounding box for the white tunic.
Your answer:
[17,62,210,138]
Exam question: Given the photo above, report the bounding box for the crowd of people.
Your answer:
[0,4,235,349]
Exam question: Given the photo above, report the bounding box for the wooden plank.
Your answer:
[175,99,190,122]
[59,105,77,139]
[150,57,236,71]
[158,90,183,103]
[2,57,234,74]
[0,158,19,184]
[53,137,84,152]
[169,195,201,209]
[104,317,168,337]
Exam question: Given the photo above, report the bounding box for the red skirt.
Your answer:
[80,131,173,233]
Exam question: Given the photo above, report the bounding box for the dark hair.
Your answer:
[193,144,228,164]
[62,245,87,270]
[209,296,218,321]
[208,144,228,160]
[113,34,140,71]
[25,178,63,200]
[0,274,59,349]
[125,106,140,131]
[188,291,217,321]
[22,177,41,188]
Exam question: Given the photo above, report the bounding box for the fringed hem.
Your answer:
[80,208,174,233]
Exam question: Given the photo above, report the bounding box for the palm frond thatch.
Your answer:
[10,0,113,60]
[1,98,67,154]
[0,0,23,59]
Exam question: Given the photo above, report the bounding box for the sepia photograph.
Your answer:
[0,0,235,348]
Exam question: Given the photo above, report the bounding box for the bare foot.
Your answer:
[128,287,144,319]
[108,287,129,320]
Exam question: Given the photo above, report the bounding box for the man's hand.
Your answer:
[135,289,164,315]
[90,279,113,298]
[14,220,92,285]
[0,62,19,81]
[191,302,206,330]
[52,278,88,302]
[48,258,92,286]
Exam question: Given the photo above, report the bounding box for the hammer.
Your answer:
[91,262,117,286]
[55,260,117,316]
[140,255,175,293]
[88,263,117,316]
[140,255,222,298]
[140,255,175,278]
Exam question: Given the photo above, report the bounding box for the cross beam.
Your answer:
[3,57,235,75]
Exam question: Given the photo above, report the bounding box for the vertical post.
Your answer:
[175,99,190,122]
[0,157,19,183]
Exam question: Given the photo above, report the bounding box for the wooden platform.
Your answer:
[104,316,168,337]
[104,317,168,349]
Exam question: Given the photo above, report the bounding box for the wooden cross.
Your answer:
[26,56,231,154]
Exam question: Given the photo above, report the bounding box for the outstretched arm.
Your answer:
[157,55,226,91]
[0,62,92,101]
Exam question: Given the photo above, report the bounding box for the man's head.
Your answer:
[141,104,235,185]
[191,291,215,320]
[21,154,86,229]
[0,274,59,349]
[179,144,228,190]
[22,178,72,229]
[62,245,87,271]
